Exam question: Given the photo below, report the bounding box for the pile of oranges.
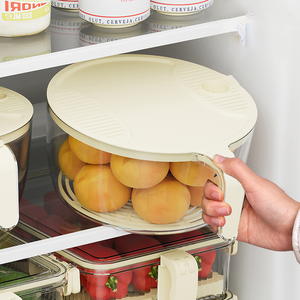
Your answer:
[58,135,219,225]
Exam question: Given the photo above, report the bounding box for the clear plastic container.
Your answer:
[0,0,51,37]
[0,86,34,230]
[0,232,80,299]
[16,205,235,300]
[62,231,234,300]
[46,54,257,240]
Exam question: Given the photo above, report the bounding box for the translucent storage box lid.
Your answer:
[47,54,257,241]
[0,231,80,299]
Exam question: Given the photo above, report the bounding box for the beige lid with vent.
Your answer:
[47,54,257,162]
[47,54,257,241]
[0,87,33,143]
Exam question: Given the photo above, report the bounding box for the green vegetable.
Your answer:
[0,265,28,283]
[0,266,38,299]
[194,255,202,271]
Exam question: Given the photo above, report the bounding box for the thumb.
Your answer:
[213,154,259,191]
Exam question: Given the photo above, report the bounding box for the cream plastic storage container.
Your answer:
[0,231,80,299]
[0,0,51,37]
[58,231,236,300]
[16,200,236,300]
[46,54,257,241]
[0,87,33,230]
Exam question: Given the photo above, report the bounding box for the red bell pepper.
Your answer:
[114,234,162,293]
[19,197,49,222]
[194,249,216,278]
[40,214,81,235]
[84,271,132,300]
[132,264,158,292]
[76,242,133,300]
[43,190,77,222]
[86,284,111,300]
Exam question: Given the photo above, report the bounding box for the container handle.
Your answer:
[197,151,245,241]
[219,172,245,240]
[0,140,19,230]
[61,261,81,296]
[157,249,198,300]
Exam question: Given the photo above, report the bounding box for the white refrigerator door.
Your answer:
[166,0,300,298]
[229,1,300,295]
[143,0,300,298]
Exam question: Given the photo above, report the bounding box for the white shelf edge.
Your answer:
[0,14,250,78]
[0,226,129,264]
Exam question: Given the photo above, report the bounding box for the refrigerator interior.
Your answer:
[1,0,300,298]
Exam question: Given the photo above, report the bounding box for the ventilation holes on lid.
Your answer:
[204,87,249,111]
[201,80,230,94]
[55,91,125,139]
[0,91,25,112]
[179,67,249,111]
[0,92,7,101]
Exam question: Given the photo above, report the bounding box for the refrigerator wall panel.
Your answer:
[163,1,300,299]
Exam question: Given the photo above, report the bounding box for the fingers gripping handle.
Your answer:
[197,153,245,241]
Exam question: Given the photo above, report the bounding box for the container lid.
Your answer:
[0,86,33,144]
[47,54,257,162]
[55,230,228,271]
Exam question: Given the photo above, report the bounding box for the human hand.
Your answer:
[202,155,300,251]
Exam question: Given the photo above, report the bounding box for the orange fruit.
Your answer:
[110,154,169,188]
[170,161,218,187]
[68,135,111,164]
[74,164,131,213]
[131,175,191,224]
[58,138,85,180]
